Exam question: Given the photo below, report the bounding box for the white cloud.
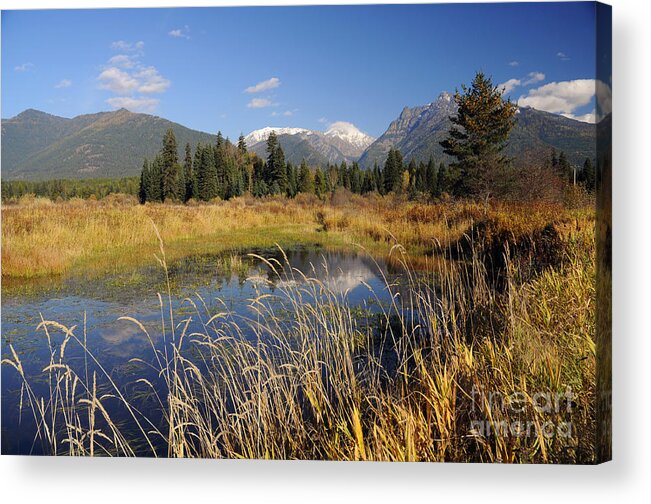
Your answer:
[518,78,611,123]
[318,117,328,124]
[557,51,571,61]
[98,67,140,95]
[499,72,545,95]
[499,78,521,94]
[562,109,597,124]
[523,71,545,86]
[111,40,145,53]
[14,62,34,72]
[99,43,170,113]
[247,97,275,109]
[55,79,72,89]
[326,121,364,134]
[135,66,170,94]
[518,79,596,115]
[508,61,519,67]
[108,54,135,69]
[168,26,190,39]
[245,77,281,94]
[106,96,159,113]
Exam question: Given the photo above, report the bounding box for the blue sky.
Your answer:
[2,3,606,139]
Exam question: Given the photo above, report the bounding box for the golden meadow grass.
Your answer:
[1,194,597,461]
[2,191,590,279]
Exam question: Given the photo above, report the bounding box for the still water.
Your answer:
[1,247,401,455]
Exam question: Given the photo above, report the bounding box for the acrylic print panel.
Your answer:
[0,2,611,463]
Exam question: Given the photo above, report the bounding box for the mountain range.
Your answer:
[358,91,597,168]
[2,94,597,181]
[1,110,374,180]
[1,108,216,180]
[245,122,375,167]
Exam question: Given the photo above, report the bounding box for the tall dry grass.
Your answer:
[2,193,590,279]
[2,195,316,278]
[2,208,597,462]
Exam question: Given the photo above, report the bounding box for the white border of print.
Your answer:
[1,0,649,503]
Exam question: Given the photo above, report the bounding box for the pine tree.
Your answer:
[314,167,326,198]
[264,131,278,186]
[441,71,517,200]
[383,148,404,193]
[160,128,180,201]
[237,134,247,154]
[338,161,349,189]
[350,162,362,193]
[252,156,267,196]
[274,144,288,194]
[214,141,226,199]
[412,161,421,193]
[174,163,185,201]
[373,162,384,194]
[197,145,218,201]
[298,160,315,194]
[193,143,203,198]
[148,155,163,202]
[265,132,287,194]
[183,143,195,202]
[361,169,374,194]
[426,157,437,196]
[223,154,238,199]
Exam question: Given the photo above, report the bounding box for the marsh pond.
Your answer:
[2,247,409,455]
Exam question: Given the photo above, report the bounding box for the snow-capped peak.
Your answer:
[244,122,375,160]
[324,121,375,150]
[437,91,452,102]
[244,126,313,146]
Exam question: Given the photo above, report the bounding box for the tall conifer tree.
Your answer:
[383,148,404,193]
[441,71,517,199]
[237,134,247,154]
[183,143,195,202]
[314,167,326,198]
[265,131,287,194]
[160,128,179,201]
[197,145,218,200]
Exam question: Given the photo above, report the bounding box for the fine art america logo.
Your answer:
[469,386,576,439]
